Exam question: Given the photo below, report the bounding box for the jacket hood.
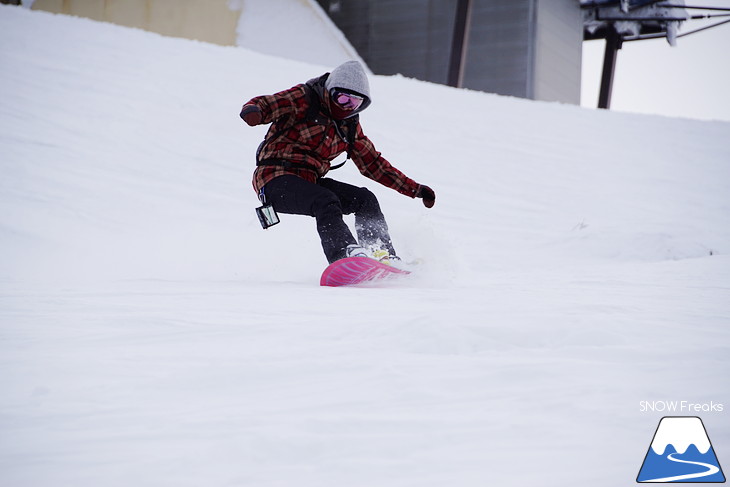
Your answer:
[324,61,371,113]
[305,62,372,121]
[325,61,370,98]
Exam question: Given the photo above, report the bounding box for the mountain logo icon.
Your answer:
[637,416,726,483]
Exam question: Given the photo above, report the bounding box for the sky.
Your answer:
[581,0,730,122]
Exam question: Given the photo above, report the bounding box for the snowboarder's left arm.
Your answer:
[351,124,432,204]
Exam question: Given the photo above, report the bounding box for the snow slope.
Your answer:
[1,5,729,487]
[232,0,367,70]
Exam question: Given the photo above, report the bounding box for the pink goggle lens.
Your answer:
[333,91,364,110]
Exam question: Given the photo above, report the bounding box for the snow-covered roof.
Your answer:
[580,0,664,6]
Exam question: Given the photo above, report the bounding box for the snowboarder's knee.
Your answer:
[355,186,382,213]
[311,192,343,218]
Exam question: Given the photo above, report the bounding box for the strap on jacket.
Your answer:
[256,159,317,171]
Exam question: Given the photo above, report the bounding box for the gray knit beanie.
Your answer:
[325,60,371,101]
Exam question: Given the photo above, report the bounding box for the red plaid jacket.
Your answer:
[244,82,420,199]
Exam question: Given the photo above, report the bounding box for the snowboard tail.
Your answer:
[320,257,410,287]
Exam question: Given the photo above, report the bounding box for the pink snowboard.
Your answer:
[320,256,410,287]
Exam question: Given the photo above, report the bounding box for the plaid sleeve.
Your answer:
[244,84,308,125]
[350,123,420,198]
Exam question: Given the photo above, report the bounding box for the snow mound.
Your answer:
[231,0,366,69]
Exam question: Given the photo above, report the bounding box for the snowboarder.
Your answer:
[240,60,436,264]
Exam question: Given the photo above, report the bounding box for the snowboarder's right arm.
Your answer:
[240,84,308,127]
[240,104,262,126]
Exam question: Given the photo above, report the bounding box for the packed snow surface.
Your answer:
[1,5,729,487]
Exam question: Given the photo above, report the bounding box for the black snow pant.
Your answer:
[263,175,396,264]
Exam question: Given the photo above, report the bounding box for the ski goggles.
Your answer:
[331,90,364,110]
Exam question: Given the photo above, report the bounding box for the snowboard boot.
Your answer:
[345,244,370,259]
[371,249,402,266]
[371,248,390,263]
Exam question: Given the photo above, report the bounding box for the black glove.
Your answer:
[416,185,436,208]
[240,104,263,126]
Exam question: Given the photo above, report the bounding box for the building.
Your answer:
[316,0,584,104]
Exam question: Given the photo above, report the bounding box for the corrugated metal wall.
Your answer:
[318,0,457,85]
[463,0,533,98]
